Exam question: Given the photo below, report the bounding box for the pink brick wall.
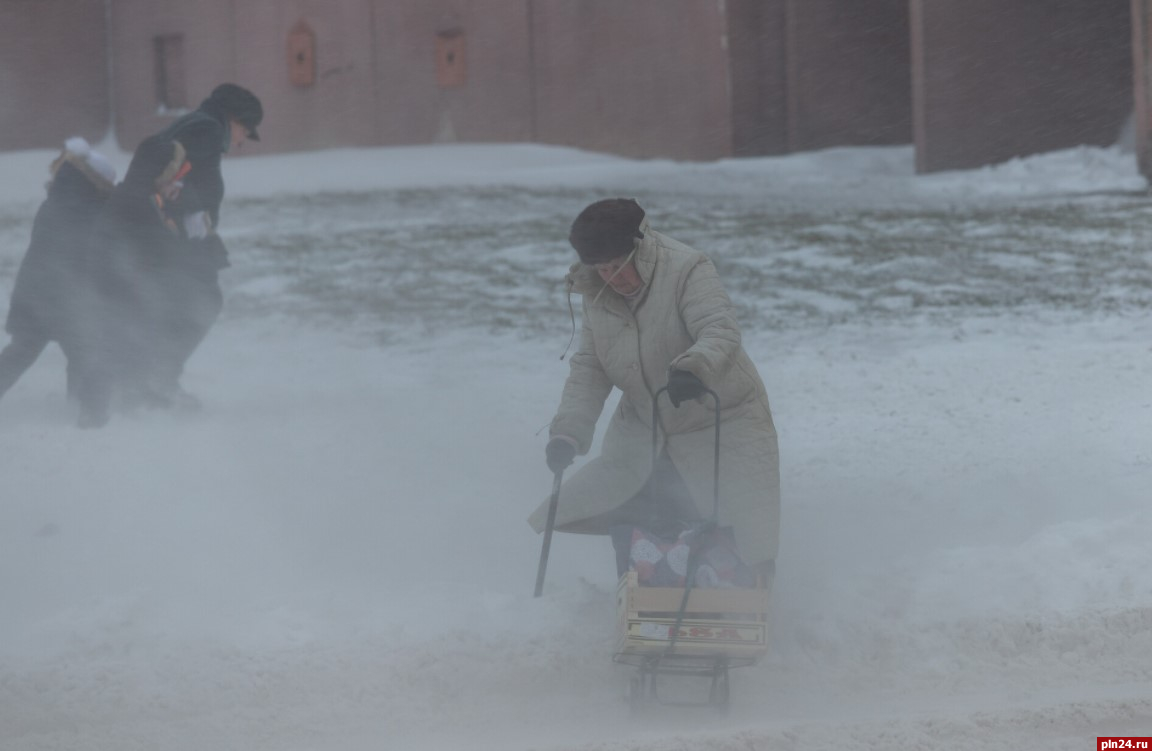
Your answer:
[529,0,733,160]
[0,0,108,150]
[0,0,1136,174]
[368,0,534,146]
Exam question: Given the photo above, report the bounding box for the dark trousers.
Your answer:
[152,272,222,392]
[607,450,703,576]
[0,333,48,400]
[151,240,226,393]
[0,331,104,427]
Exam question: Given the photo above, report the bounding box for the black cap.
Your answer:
[568,198,646,265]
[206,83,263,141]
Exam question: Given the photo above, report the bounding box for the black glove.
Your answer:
[545,437,577,474]
[666,369,706,408]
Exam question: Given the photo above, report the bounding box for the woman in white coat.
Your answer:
[529,198,780,577]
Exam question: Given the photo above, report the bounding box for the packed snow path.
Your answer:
[0,144,1149,750]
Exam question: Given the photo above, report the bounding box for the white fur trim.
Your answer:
[85,150,117,185]
[64,137,91,158]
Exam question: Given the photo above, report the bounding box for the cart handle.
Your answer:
[651,385,721,524]
[651,383,722,659]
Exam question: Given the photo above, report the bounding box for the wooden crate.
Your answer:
[614,570,771,660]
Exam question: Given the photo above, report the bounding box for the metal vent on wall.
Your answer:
[288,20,316,88]
[436,29,466,88]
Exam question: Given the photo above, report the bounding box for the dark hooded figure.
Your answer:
[148,82,263,405]
[73,135,189,428]
[0,138,116,407]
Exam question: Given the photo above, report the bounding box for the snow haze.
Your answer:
[0,141,1150,750]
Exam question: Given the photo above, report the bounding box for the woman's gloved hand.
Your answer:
[545,437,577,474]
[666,369,706,407]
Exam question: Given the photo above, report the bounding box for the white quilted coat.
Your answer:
[529,221,780,565]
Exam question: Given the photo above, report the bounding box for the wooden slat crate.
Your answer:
[614,570,771,660]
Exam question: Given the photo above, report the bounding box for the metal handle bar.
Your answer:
[651,385,721,523]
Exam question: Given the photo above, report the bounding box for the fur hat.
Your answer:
[205,83,263,141]
[568,198,646,265]
[49,137,117,194]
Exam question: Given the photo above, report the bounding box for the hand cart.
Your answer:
[612,386,771,712]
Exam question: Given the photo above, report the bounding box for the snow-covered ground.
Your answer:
[0,140,1150,750]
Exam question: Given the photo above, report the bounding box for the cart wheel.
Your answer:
[709,667,730,713]
[628,673,645,715]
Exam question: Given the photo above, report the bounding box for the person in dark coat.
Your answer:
[0,138,116,407]
[157,82,261,230]
[148,83,263,406]
[74,135,190,428]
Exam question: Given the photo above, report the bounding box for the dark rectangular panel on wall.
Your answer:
[785,0,912,152]
[912,0,1132,173]
[154,34,189,110]
[531,0,733,161]
[0,0,108,150]
[726,0,789,156]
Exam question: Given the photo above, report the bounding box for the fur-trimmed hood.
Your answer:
[48,137,116,196]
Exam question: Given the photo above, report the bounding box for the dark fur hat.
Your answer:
[205,83,263,141]
[568,198,645,265]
